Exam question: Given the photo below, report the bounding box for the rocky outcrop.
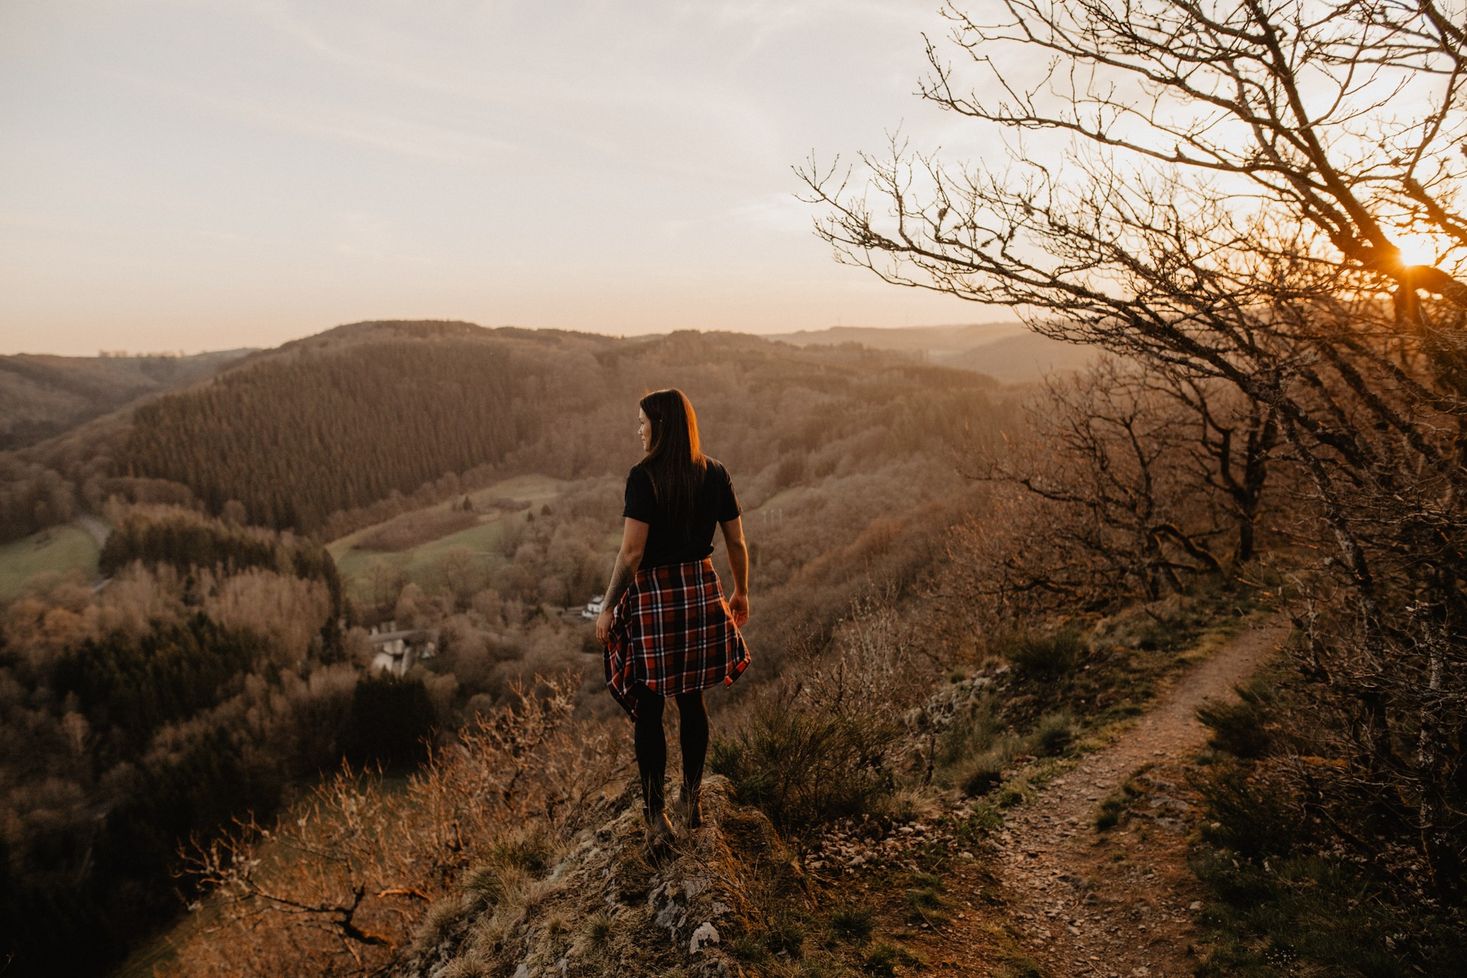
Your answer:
[394,775,803,978]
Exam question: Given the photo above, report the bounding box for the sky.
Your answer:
[0,0,1009,356]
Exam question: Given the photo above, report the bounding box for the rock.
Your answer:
[690,922,721,954]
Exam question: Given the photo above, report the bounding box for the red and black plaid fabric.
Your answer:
[603,557,750,720]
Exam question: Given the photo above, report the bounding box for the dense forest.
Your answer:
[126,339,536,531]
[0,506,439,977]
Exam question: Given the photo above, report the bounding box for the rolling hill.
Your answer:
[0,349,251,450]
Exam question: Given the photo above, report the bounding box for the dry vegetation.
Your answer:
[161,676,618,978]
[356,507,480,553]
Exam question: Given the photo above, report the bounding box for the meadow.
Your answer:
[0,522,99,602]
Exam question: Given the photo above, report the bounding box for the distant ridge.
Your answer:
[768,322,1096,383]
[281,319,489,348]
[0,349,252,450]
[768,322,1025,353]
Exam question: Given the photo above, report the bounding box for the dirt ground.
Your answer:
[907,617,1294,978]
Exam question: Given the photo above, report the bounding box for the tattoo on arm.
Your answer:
[603,556,634,608]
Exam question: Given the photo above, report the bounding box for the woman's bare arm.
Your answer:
[596,518,648,643]
[719,516,749,627]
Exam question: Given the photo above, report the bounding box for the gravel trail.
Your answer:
[914,616,1293,977]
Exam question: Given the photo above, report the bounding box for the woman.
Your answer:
[596,388,751,854]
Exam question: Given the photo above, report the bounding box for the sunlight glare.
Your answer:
[1392,232,1444,268]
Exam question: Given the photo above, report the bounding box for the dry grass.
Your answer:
[357,507,479,552]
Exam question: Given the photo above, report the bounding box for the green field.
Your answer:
[0,524,101,602]
[328,474,569,605]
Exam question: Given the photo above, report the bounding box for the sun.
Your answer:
[1390,231,1445,268]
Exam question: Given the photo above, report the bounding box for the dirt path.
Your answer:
[916,616,1293,978]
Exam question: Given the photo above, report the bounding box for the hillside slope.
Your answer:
[2,321,1007,547]
[0,349,250,449]
[394,775,796,978]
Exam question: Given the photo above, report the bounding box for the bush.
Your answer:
[1197,686,1272,759]
[1195,764,1298,859]
[936,697,1000,769]
[936,697,1025,797]
[1193,848,1467,978]
[710,700,896,840]
[1003,629,1084,680]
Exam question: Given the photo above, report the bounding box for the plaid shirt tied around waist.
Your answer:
[603,557,750,720]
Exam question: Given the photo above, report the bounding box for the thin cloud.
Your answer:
[105,67,518,165]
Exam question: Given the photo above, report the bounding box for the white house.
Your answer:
[367,623,437,676]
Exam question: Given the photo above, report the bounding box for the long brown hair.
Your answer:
[639,388,707,527]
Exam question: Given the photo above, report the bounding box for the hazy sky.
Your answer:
[0,0,1010,356]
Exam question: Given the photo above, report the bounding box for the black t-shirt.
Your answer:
[623,457,741,568]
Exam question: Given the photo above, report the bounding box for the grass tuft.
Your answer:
[861,941,918,977]
[1028,709,1075,757]
[1094,767,1150,831]
[829,905,875,942]
[1002,629,1084,680]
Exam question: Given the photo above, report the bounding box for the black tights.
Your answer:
[633,684,708,816]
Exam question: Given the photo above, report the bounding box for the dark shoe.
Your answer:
[676,784,703,830]
[644,809,675,857]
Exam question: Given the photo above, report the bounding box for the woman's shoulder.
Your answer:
[624,463,654,491]
[700,458,735,494]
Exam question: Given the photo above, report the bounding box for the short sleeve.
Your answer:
[715,464,741,523]
[623,466,656,523]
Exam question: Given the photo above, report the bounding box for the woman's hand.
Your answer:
[728,591,749,628]
[596,607,615,645]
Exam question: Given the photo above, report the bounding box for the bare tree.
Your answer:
[972,358,1222,599]
[801,0,1467,891]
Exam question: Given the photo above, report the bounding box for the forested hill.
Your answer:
[108,320,1000,536]
[0,348,250,450]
